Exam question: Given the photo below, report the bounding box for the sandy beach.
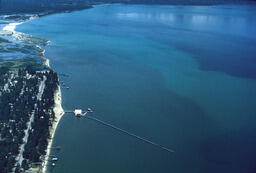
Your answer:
[42,85,64,173]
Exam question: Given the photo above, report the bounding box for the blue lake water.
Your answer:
[17,4,256,173]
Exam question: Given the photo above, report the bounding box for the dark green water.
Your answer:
[17,4,256,173]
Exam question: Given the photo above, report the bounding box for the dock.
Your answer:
[64,108,174,153]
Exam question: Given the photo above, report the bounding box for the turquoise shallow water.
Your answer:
[17,4,256,173]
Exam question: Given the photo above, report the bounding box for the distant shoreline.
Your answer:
[1,1,256,15]
[0,4,93,15]
[123,1,256,6]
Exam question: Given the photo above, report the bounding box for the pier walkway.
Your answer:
[86,115,174,153]
[64,109,174,153]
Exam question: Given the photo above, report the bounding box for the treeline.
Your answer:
[0,0,92,14]
[1,0,256,14]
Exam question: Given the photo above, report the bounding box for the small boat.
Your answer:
[87,108,93,113]
[52,157,58,161]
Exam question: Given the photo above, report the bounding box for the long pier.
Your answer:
[64,111,74,113]
[86,115,174,153]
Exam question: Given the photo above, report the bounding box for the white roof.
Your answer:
[74,109,82,115]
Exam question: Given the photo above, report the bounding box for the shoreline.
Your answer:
[1,12,66,172]
[42,85,64,173]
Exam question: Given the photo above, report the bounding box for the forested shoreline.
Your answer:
[0,66,59,173]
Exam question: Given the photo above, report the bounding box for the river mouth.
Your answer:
[15,4,256,173]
